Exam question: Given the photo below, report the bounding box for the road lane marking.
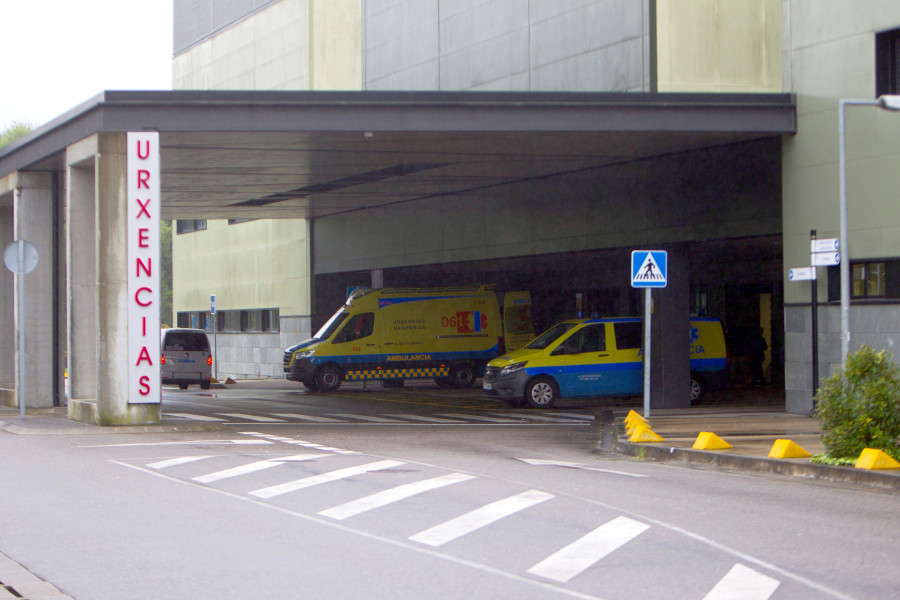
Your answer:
[517,457,648,478]
[163,413,228,422]
[216,413,286,422]
[319,473,476,520]
[148,455,215,469]
[82,440,272,448]
[543,412,595,421]
[193,454,328,483]
[702,564,781,600]
[271,413,343,423]
[436,413,522,423]
[392,414,467,424]
[489,413,582,424]
[527,516,650,583]
[249,460,405,499]
[409,489,555,547]
[328,414,406,423]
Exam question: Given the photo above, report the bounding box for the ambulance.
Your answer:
[482,317,728,408]
[283,285,534,391]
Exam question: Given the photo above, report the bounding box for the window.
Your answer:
[333,313,375,344]
[561,325,606,354]
[614,322,642,350]
[690,285,708,317]
[176,219,207,234]
[828,260,900,300]
[853,262,885,298]
[876,28,900,96]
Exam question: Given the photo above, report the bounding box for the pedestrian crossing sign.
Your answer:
[631,250,667,288]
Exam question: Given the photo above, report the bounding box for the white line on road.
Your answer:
[527,516,650,583]
[392,414,467,424]
[271,413,344,423]
[147,455,215,469]
[516,457,648,478]
[216,413,286,422]
[249,460,405,499]
[702,564,781,600]
[328,414,406,423]
[163,413,228,422]
[409,489,555,547]
[319,472,476,520]
[436,413,522,423]
[82,440,273,448]
[193,454,328,483]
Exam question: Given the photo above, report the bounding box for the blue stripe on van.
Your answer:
[690,357,727,371]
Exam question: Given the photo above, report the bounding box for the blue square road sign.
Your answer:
[631,250,668,288]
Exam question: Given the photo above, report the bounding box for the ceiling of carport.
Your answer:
[0,90,796,221]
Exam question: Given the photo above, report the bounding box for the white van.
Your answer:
[160,328,212,390]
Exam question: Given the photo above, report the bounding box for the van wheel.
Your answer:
[690,374,705,404]
[178,383,189,390]
[315,365,343,392]
[450,364,476,388]
[200,379,210,390]
[302,380,319,391]
[525,377,558,409]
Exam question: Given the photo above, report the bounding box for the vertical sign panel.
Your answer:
[127,132,160,404]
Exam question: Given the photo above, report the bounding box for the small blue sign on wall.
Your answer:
[631,250,668,288]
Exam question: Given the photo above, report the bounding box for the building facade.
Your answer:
[170,0,900,416]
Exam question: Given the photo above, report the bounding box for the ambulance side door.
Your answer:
[555,324,616,397]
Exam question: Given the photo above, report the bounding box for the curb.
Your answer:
[0,417,226,435]
[612,439,900,492]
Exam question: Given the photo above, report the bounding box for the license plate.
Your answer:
[483,382,492,390]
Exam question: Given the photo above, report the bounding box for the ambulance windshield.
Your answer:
[525,322,578,350]
[314,310,349,341]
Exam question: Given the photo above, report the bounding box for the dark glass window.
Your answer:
[614,322,642,350]
[876,28,900,96]
[176,219,207,234]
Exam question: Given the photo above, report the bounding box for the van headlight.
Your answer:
[500,361,527,376]
[293,350,314,361]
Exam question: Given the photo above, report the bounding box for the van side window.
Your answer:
[562,325,606,354]
[333,312,375,344]
[614,322,642,350]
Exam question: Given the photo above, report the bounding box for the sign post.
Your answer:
[211,293,218,381]
[631,250,668,418]
[4,239,39,419]
[789,231,840,409]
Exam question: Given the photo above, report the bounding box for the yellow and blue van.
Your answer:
[482,317,727,408]
[283,285,534,391]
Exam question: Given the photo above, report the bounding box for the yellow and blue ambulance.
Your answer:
[283,285,533,391]
[482,317,727,408]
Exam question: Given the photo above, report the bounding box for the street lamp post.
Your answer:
[837,95,900,366]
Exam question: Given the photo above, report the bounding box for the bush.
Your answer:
[814,345,900,461]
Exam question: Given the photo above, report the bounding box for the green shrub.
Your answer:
[814,345,900,461]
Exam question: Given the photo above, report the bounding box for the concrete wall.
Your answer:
[173,219,312,317]
[657,0,781,93]
[314,139,782,274]
[363,0,653,92]
[781,1,900,413]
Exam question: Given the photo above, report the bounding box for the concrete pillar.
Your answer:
[12,172,56,409]
[650,245,691,409]
[67,138,98,413]
[0,185,14,402]
[67,133,160,425]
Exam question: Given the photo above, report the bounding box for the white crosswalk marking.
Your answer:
[249,460,404,499]
[328,414,406,423]
[147,455,215,469]
[271,413,343,423]
[193,454,327,483]
[319,473,476,520]
[702,564,781,600]
[527,516,650,583]
[489,412,578,423]
[217,413,286,422]
[393,414,467,424]
[436,413,521,423]
[163,413,227,422]
[543,412,595,421]
[409,489,555,547]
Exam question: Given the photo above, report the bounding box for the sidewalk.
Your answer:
[605,401,900,492]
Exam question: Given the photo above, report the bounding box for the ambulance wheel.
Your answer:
[315,365,343,391]
[178,383,189,390]
[200,379,211,390]
[449,363,476,388]
[301,380,319,391]
[690,374,705,404]
[525,377,558,409]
